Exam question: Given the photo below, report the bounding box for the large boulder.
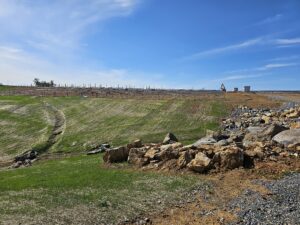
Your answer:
[163,133,178,145]
[273,129,300,148]
[103,146,128,163]
[187,152,212,173]
[212,146,244,170]
[243,124,287,147]
[128,148,149,166]
[261,124,288,140]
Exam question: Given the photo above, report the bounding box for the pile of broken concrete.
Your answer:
[104,104,300,173]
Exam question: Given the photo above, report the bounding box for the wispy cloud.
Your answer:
[225,62,298,75]
[0,0,149,86]
[267,55,300,62]
[215,73,267,82]
[0,0,140,53]
[181,38,264,61]
[261,63,298,70]
[255,14,283,26]
[275,38,300,45]
[182,35,300,61]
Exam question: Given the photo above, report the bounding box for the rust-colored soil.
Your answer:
[148,158,300,225]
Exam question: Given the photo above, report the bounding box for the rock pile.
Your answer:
[103,104,300,173]
[8,104,298,172]
[10,150,38,168]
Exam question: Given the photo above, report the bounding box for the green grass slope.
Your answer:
[0,155,206,224]
[0,96,53,161]
[0,96,228,159]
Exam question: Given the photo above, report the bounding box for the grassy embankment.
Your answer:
[0,95,227,160]
[0,92,279,224]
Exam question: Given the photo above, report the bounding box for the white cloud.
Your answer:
[224,62,298,75]
[214,74,267,82]
[267,55,300,62]
[0,0,140,52]
[181,35,300,61]
[262,63,298,70]
[275,38,300,45]
[0,0,149,86]
[255,14,282,26]
[0,44,168,88]
[182,38,264,60]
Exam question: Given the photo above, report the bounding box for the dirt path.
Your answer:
[40,102,66,153]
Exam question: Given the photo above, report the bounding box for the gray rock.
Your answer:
[215,139,229,147]
[193,136,217,147]
[246,126,264,134]
[273,129,300,147]
[261,123,288,140]
[162,133,178,145]
[15,150,38,162]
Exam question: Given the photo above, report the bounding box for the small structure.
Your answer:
[234,88,238,92]
[244,86,251,92]
[220,83,226,92]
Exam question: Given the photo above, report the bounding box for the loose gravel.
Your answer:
[229,173,300,225]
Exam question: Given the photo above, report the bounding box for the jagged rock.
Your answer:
[193,136,217,147]
[156,148,179,161]
[273,129,300,148]
[286,111,300,118]
[128,148,149,166]
[103,146,128,163]
[11,161,23,169]
[177,150,195,169]
[262,115,271,124]
[212,146,244,170]
[15,150,38,162]
[87,144,110,155]
[187,152,212,173]
[160,142,183,151]
[247,126,264,134]
[87,149,104,155]
[164,133,178,145]
[262,124,288,139]
[162,133,178,145]
[127,139,143,149]
[144,148,159,160]
[215,139,229,147]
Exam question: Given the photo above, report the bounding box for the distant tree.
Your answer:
[33,78,55,87]
[33,78,40,86]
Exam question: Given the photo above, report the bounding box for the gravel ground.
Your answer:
[229,173,300,225]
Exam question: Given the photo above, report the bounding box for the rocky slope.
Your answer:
[103,104,300,173]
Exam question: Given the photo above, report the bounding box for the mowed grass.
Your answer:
[0,155,205,225]
[0,96,53,161]
[47,97,227,152]
[0,95,228,159]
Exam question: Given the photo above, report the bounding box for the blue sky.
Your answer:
[0,0,299,90]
